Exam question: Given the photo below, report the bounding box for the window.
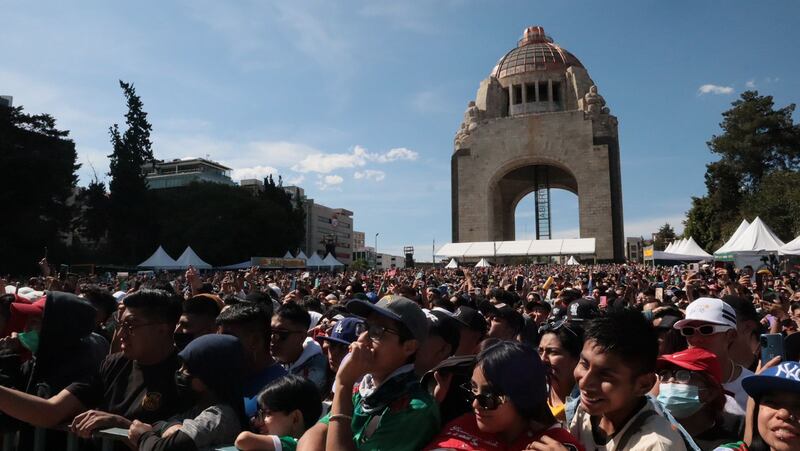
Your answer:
[552,81,561,103]
[525,84,536,103]
[538,81,549,102]
[512,85,523,105]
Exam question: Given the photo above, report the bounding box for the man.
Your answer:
[0,289,182,438]
[316,316,365,375]
[570,308,686,450]
[218,302,286,418]
[673,297,753,411]
[271,302,327,391]
[722,295,761,370]
[174,294,221,350]
[486,305,523,341]
[451,306,487,356]
[415,310,460,376]
[297,295,440,451]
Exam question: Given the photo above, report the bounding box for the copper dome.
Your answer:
[492,26,583,78]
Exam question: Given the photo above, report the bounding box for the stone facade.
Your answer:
[452,26,624,261]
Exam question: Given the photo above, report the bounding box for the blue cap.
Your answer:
[366,292,378,304]
[317,317,365,346]
[742,361,800,398]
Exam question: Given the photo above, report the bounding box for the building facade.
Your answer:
[143,158,235,190]
[284,185,354,265]
[376,253,406,270]
[626,237,644,263]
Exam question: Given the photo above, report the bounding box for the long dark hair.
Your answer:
[477,341,554,425]
[748,401,771,451]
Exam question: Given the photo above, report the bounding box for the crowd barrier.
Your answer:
[1,426,236,451]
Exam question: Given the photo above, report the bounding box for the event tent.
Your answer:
[677,237,712,258]
[436,239,596,258]
[321,253,344,270]
[715,220,751,255]
[138,246,180,269]
[296,250,309,262]
[175,246,212,269]
[217,261,250,270]
[282,251,294,259]
[445,259,458,269]
[566,256,579,265]
[715,217,785,268]
[475,258,491,268]
[305,253,324,268]
[780,235,800,256]
[664,242,675,253]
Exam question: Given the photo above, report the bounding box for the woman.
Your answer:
[424,341,584,450]
[537,319,583,424]
[715,360,800,451]
[128,334,247,450]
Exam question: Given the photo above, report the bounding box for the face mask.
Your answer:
[17,330,40,354]
[657,383,703,418]
[173,333,195,351]
[175,371,197,403]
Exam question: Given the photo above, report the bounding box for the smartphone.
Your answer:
[290,277,297,291]
[761,333,785,365]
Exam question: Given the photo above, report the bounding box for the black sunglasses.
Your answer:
[461,383,506,410]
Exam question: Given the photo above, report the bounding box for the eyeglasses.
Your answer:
[118,321,165,334]
[657,369,694,384]
[364,322,400,341]
[461,383,507,410]
[679,324,732,337]
[270,329,306,341]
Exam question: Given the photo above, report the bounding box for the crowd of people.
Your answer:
[0,260,799,450]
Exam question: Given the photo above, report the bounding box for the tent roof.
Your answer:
[445,258,458,269]
[282,251,294,259]
[715,220,751,255]
[678,237,712,258]
[672,238,688,254]
[175,246,212,269]
[566,256,579,265]
[295,250,309,261]
[306,253,325,266]
[435,239,596,258]
[138,246,180,269]
[664,242,674,253]
[475,258,491,267]
[217,260,251,270]
[720,217,785,253]
[780,235,800,256]
[322,253,344,267]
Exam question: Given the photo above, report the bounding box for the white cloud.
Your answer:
[624,214,687,238]
[745,80,756,88]
[354,169,386,182]
[292,145,418,173]
[317,174,344,191]
[286,175,305,186]
[231,165,278,181]
[698,84,734,95]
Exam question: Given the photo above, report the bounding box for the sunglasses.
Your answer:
[461,383,507,410]
[679,324,732,337]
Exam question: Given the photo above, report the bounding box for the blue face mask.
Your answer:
[657,383,703,418]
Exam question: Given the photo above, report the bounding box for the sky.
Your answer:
[3,0,800,261]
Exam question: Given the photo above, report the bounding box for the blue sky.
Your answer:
[3,1,799,260]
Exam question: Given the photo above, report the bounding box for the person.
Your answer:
[451,306,488,356]
[297,295,440,451]
[722,295,762,371]
[570,308,687,450]
[487,305,524,341]
[234,375,323,451]
[270,303,327,391]
[315,316,364,400]
[217,303,287,418]
[538,319,584,424]
[0,289,180,438]
[128,334,246,450]
[652,308,687,355]
[656,347,743,449]
[424,341,584,450]
[674,297,754,412]
[173,294,222,350]
[415,310,460,376]
[715,360,800,451]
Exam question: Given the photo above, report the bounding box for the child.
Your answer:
[569,308,687,450]
[235,375,322,451]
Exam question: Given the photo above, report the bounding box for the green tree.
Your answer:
[107,81,155,263]
[653,223,677,251]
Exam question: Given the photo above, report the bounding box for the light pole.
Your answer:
[374,233,380,269]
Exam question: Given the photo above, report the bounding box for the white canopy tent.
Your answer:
[282,251,294,259]
[305,253,324,268]
[138,246,180,270]
[715,220,751,255]
[780,235,800,256]
[566,256,579,265]
[444,259,458,269]
[677,237,712,258]
[715,217,785,268]
[217,261,251,270]
[321,253,344,270]
[436,239,596,259]
[475,258,491,268]
[664,242,675,253]
[295,250,309,262]
[175,246,212,269]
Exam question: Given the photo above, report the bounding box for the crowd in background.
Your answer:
[0,259,799,450]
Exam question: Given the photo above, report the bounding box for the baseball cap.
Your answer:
[426,310,461,354]
[567,297,600,323]
[493,306,524,336]
[742,361,800,398]
[657,348,723,386]
[317,316,365,346]
[347,295,428,342]
[451,306,488,334]
[10,298,46,317]
[674,297,737,329]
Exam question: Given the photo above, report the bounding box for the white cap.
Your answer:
[674,297,737,329]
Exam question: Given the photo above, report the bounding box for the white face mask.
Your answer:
[657,383,703,418]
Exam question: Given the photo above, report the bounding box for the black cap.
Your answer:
[452,306,488,333]
[567,297,600,323]
[494,306,524,336]
[427,310,461,355]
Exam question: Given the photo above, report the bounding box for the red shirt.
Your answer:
[423,413,584,451]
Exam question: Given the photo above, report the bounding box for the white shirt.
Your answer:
[723,364,754,412]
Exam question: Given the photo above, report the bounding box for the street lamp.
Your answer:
[374,233,380,268]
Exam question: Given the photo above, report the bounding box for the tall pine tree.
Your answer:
[107,81,155,263]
